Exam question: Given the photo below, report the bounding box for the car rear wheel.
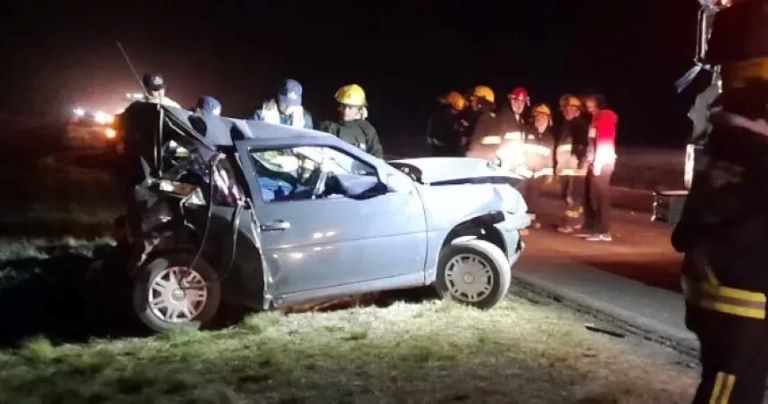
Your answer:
[132,253,221,332]
[435,239,511,309]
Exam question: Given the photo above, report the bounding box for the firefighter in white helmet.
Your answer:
[319,84,383,158]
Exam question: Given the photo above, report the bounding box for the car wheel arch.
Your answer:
[440,215,508,257]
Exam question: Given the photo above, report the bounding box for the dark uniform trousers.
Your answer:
[584,163,614,234]
[686,304,768,404]
[562,159,588,229]
[525,177,544,218]
[674,83,768,403]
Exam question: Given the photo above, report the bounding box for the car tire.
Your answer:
[132,253,221,332]
[435,239,511,309]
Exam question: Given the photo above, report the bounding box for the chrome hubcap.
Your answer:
[148,266,207,323]
[445,253,494,303]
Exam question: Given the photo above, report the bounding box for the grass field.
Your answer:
[0,124,121,237]
[0,280,697,403]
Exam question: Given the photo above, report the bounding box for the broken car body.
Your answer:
[117,102,530,331]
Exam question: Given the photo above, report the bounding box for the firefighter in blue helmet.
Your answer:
[673,1,768,402]
[254,79,314,129]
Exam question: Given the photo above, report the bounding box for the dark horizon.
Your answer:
[1,0,707,147]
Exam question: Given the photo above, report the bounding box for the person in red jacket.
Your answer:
[581,93,618,241]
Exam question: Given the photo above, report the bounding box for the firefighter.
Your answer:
[523,103,556,229]
[582,93,618,242]
[319,84,384,158]
[140,73,181,108]
[498,87,530,133]
[488,87,531,172]
[254,79,314,129]
[426,91,470,156]
[555,94,590,234]
[465,85,500,161]
[672,1,768,402]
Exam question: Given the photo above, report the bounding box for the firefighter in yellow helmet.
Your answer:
[319,84,383,158]
[555,94,590,234]
[426,91,470,156]
[521,103,556,229]
[465,85,501,160]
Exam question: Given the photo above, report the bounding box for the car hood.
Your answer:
[390,157,522,186]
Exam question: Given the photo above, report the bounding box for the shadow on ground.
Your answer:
[0,248,147,347]
[0,245,438,347]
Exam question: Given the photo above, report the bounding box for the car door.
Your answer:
[235,140,427,295]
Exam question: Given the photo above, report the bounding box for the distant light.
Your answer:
[94,111,114,125]
[73,107,86,117]
[104,128,117,139]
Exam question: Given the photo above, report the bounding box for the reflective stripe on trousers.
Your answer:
[709,372,736,404]
[683,276,767,320]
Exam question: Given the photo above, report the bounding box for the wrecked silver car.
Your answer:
[116,102,529,332]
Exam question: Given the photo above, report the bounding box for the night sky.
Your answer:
[1,0,706,147]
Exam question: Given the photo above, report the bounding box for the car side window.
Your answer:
[250,146,377,203]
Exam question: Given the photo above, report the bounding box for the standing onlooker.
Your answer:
[555,94,590,234]
[582,93,618,242]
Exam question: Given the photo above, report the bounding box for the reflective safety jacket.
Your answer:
[555,116,590,176]
[673,83,768,320]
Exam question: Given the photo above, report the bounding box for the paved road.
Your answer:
[515,190,697,352]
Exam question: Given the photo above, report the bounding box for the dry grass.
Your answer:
[0,295,697,403]
[0,237,113,290]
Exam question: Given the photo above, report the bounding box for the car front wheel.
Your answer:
[132,253,221,332]
[435,239,511,309]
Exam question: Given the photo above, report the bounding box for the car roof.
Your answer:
[164,106,336,146]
